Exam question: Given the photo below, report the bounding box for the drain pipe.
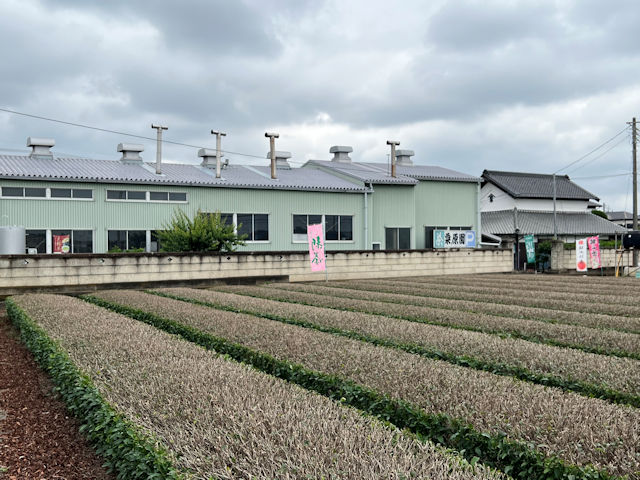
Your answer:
[476,180,481,248]
[364,182,374,249]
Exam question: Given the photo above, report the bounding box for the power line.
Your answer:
[572,172,632,180]
[0,106,266,160]
[554,125,630,174]
[565,133,630,174]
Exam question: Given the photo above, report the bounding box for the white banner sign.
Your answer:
[576,237,588,272]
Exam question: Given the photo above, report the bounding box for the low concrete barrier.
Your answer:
[550,244,627,271]
[0,248,513,295]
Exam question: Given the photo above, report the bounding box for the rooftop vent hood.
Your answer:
[266,151,292,170]
[330,145,352,163]
[27,137,55,157]
[118,143,144,163]
[396,149,414,166]
[198,148,217,169]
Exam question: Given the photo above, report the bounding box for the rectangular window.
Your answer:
[51,230,93,253]
[51,188,72,198]
[149,191,168,201]
[220,213,234,226]
[385,227,411,250]
[127,190,146,200]
[237,213,269,242]
[108,230,127,251]
[25,230,46,253]
[25,187,46,198]
[2,186,23,197]
[107,190,127,200]
[72,189,93,199]
[293,214,352,242]
[150,230,163,252]
[128,230,146,250]
[169,192,187,201]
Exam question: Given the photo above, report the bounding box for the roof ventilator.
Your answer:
[330,145,352,163]
[198,148,217,169]
[118,143,144,163]
[27,137,55,158]
[396,149,414,167]
[268,151,292,170]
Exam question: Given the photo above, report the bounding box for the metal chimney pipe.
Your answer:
[151,124,168,174]
[386,140,400,178]
[211,130,227,179]
[265,132,279,179]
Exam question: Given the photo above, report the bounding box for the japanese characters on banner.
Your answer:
[524,235,536,264]
[307,223,326,272]
[587,235,601,269]
[575,238,588,272]
[53,234,70,254]
[433,230,476,248]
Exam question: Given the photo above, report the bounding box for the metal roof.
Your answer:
[482,170,598,200]
[306,160,478,184]
[481,209,626,236]
[0,154,366,192]
[306,160,418,185]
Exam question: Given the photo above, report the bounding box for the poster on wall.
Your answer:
[524,235,536,264]
[433,230,476,248]
[587,236,601,269]
[307,223,326,272]
[53,234,70,254]
[576,237,588,272]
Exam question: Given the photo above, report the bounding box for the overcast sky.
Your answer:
[2,0,640,211]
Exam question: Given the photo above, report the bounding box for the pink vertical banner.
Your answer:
[307,223,326,272]
[587,235,601,269]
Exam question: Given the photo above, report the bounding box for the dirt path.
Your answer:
[0,304,113,480]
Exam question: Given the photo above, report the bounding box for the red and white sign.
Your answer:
[53,234,70,254]
[307,223,326,272]
[587,236,601,269]
[576,237,588,272]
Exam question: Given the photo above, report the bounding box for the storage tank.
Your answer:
[0,226,26,254]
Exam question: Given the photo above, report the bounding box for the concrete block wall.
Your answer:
[0,248,513,295]
[550,245,623,271]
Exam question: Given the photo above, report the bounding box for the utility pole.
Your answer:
[265,132,279,179]
[386,140,400,178]
[210,130,226,179]
[552,173,557,240]
[633,117,638,266]
[151,124,168,175]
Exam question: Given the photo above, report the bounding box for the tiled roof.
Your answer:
[482,170,598,200]
[307,160,478,184]
[481,209,626,235]
[607,211,636,221]
[0,154,366,192]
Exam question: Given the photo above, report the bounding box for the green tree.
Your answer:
[591,210,608,219]
[157,209,246,253]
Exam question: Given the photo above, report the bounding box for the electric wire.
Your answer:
[0,107,266,160]
[554,125,630,174]
[565,133,630,175]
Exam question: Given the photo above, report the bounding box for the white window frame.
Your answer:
[0,186,94,201]
[236,213,270,243]
[49,229,95,254]
[105,189,188,203]
[107,229,148,251]
[292,214,355,244]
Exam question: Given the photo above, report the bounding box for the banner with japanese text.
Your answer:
[53,234,70,254]
[307,223,326,272]
[524,235,535,264]
[575,237,588,272]
[587,235,601,269]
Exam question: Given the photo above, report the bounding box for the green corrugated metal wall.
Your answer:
[0,179,366,252]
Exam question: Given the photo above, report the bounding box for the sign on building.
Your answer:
[433,230,476,249]
[307,223,326,272]
[524,235,536,264]
[576,237,588,272]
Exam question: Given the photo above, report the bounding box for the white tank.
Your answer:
[0,226,26,254]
